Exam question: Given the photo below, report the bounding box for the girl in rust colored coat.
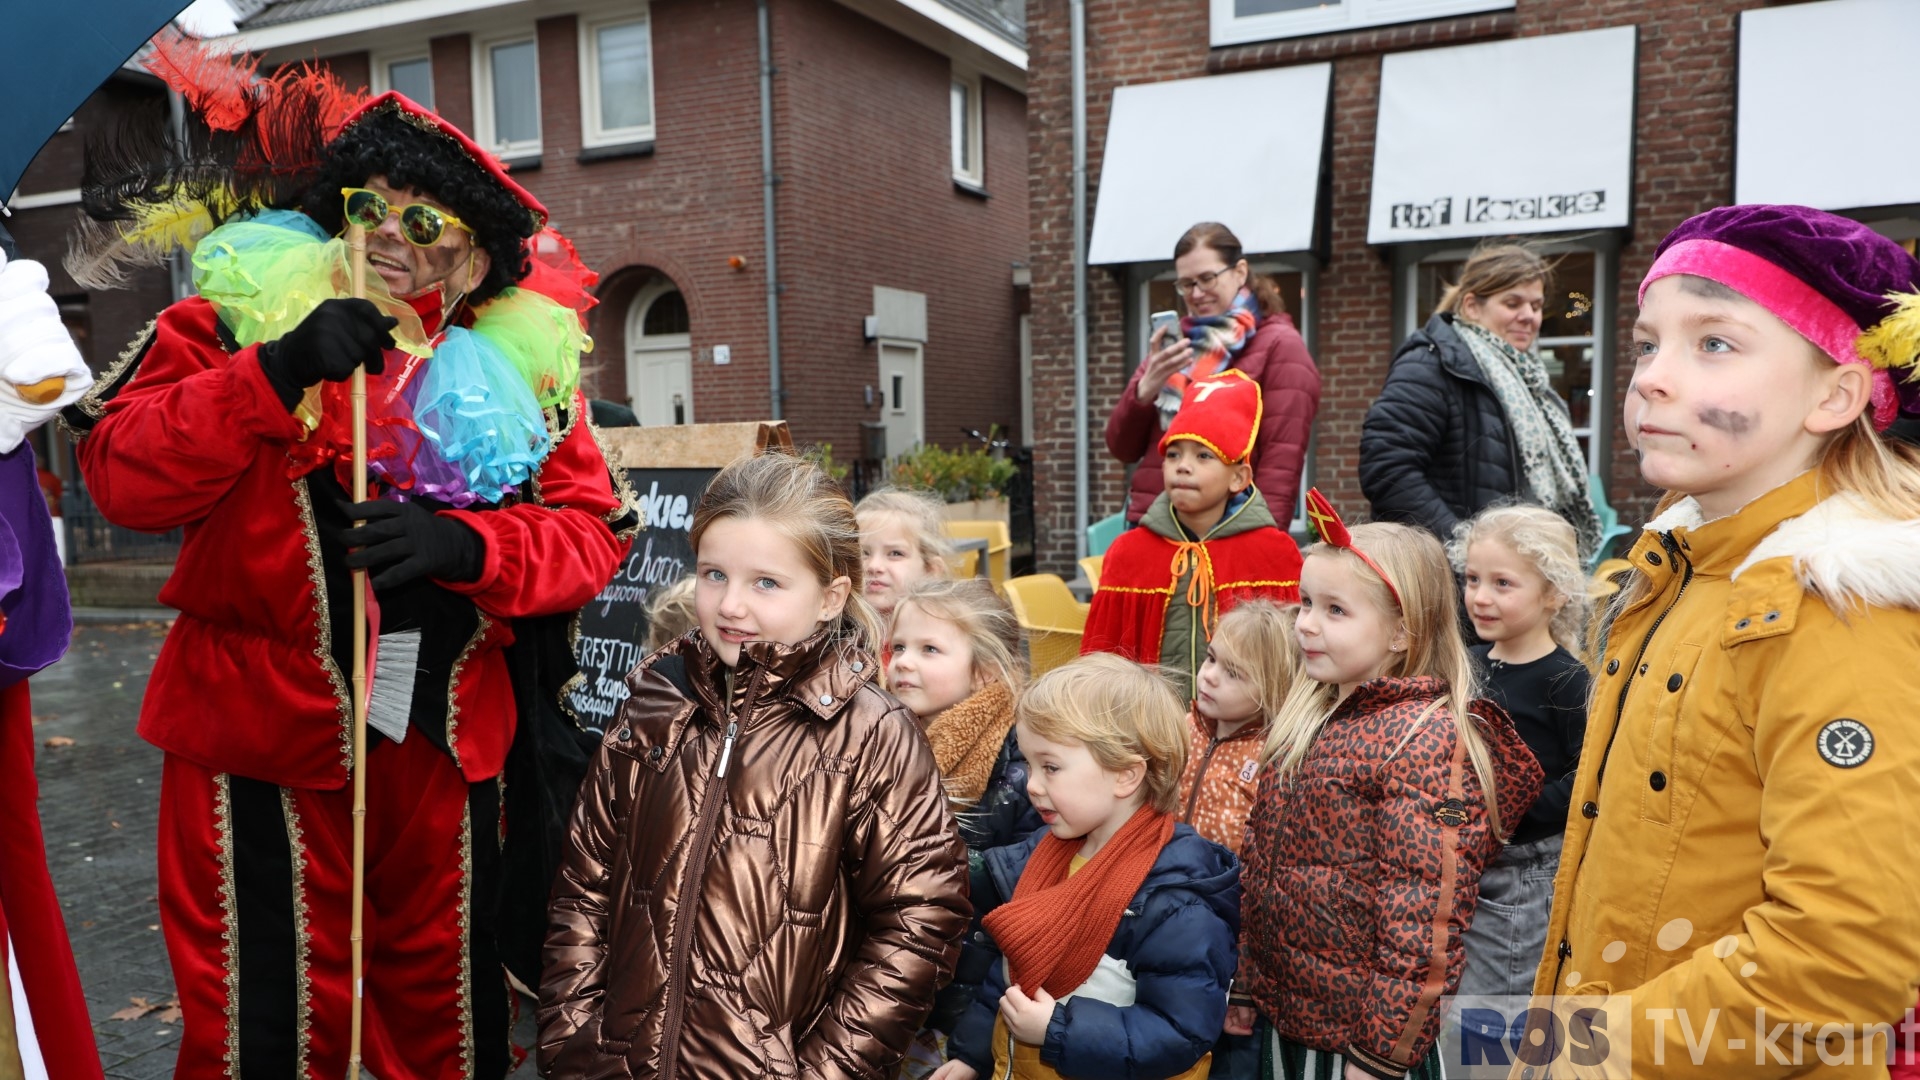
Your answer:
[538,453,972,1079]
[1226,512,1540,1080]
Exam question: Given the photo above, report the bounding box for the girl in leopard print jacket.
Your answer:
[1225,517,1541,1080]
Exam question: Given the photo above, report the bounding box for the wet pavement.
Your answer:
[28,621,540,1078]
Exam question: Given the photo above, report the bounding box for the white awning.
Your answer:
[1368,26,1636,244]
[1088,64,1331,265]
[1737,0,1920,210]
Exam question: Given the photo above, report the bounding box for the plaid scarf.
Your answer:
[1157,289,1260,427]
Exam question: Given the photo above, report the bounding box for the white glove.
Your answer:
[0,250,91,453]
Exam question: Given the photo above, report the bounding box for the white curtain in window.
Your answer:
[598,22,652,132]
[950,81,971,174]
[389,57,433,109]
[490,41,539,146]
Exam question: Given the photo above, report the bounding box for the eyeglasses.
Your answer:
[341,187,474,247]
[1174,267,1235,295]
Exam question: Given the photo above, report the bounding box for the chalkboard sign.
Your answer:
[567,422,793,731]
[568,467,712,729]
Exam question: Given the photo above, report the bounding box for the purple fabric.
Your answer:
[0,444,71,688]
[1655,205,1920,335]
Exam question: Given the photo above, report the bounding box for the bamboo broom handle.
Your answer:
[346,221,371,1080]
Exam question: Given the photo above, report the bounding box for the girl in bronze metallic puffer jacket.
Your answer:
[538,453,972,1079]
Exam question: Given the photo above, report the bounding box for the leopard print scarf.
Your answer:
[922,680,1016,808]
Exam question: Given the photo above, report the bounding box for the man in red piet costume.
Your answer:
[1083,368,1302,698]
[63,39,636,1079]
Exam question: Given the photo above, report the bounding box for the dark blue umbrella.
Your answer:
[1,0,194,198]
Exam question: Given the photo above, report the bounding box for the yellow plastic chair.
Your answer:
[1004,574,1090,677]
[944,520,1011,586]
[950,547,979,579]
[1078,556,1103,592]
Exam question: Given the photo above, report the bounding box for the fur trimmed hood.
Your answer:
[1645,490,1920,612]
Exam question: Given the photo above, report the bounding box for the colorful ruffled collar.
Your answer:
[192,210,591,506]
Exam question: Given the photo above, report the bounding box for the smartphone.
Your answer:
[1149,310,1181,351]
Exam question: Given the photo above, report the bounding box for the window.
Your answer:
[1405,246,1611,472]
[380,56,434,109]
[581,14,656,147]
[476,35,541,156]
[1211,0,1513,48]
[642,289,688,335]
[950,70,983,186]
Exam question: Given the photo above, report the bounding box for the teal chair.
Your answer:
[1087,512,1126,557]
[1587,474,1633,570]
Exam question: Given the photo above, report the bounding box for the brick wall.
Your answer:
[1025,0,1756,572]
[331,0,1027,455]
[774,0,1029,455]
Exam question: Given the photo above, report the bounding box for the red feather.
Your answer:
[144,29,260,132]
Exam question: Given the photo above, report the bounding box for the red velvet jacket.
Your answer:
[71,298,634,790]
[1235,677,1542,1076]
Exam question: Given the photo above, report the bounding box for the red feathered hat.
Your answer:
[332,91,550,233]
[1158,368,1263,463]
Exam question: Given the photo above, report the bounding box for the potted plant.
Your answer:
[887,442,1015,524]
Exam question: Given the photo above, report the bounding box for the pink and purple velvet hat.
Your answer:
[1640,204,1920,430]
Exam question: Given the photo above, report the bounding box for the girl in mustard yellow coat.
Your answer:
[1529,206,1920,1078]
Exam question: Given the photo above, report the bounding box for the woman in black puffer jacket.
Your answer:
[1361,242,1599,559]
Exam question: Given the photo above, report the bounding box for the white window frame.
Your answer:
[1211,0,1512,49]
[579,11,657,149]
[473,31,543,158]
[1135,258,1317,534]
[950,67,984,187]
[371,50,435,109]
[1398,243,1613,475]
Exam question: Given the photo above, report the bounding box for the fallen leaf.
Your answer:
[110,997,156,1022]
[110,821,122,829]
[146,924,159,931]
[80,921,95,929]
[43,736,75,748]
[155,1005,182,1024]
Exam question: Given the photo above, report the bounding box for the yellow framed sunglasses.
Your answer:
[340,187,474,247]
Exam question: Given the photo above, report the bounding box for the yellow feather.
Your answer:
[117,189,235,257]
[1855,291,1920,372]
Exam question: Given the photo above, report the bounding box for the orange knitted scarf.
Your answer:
[982,807,1175,998]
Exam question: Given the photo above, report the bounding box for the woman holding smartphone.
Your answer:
[1106,222,1321,527]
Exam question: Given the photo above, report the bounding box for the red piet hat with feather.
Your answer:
[332,91,549,233]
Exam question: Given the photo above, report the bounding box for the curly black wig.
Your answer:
[303,109,535,304]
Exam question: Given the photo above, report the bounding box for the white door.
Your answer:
[627,283,692,426]
[878,341,924,456]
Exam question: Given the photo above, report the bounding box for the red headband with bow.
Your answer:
[1304,488,1402,610]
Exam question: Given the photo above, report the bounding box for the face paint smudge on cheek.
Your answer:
[1696,406,1754,436]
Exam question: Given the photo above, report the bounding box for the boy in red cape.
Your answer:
[1083,369,1302,698]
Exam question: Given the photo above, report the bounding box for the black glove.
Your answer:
[338,499,485,590]
[260,299,399,410]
